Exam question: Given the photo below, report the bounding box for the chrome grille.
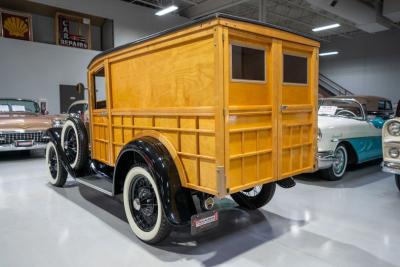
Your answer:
[0,131,48,145]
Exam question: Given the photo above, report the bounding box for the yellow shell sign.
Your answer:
[4,17,29,37]
[1,10,32,41]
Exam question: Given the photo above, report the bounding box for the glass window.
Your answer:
[378,100,392,111]
[231,45,265,81]
[283,54,308,84]
[93,68,106,109]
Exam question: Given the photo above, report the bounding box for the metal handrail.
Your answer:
[319,74,353,96]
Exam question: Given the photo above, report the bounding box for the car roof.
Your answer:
[0,98,37,102]
[329,95,391,103]
[88,13,319,68]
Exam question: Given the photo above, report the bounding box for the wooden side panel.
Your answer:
[91,111,110,163]
[110,35,215,109]
[107,32,220,195]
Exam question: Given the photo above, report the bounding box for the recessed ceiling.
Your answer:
[121,0,400,42]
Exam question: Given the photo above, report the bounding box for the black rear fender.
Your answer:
[114,137,196,226]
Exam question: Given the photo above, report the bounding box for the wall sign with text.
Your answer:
[56,13,91,49]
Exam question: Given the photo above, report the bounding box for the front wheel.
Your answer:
[123,165,171,244]
[45,142,67,187]
[231,182,276,210]
[396,175,400,191]
[320,144,348,181]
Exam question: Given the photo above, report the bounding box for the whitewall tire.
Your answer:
[46,142,68,187]
[321,144,348,181]
[123,165,171,243]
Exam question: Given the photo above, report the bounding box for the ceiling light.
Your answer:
[155,5,178,16]
[319,51,339,56]
[312,23,340,32]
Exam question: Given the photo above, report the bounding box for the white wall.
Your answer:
[320,29,400,104]
[0,0,188,113]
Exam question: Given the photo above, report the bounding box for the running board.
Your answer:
[76,175,113,196]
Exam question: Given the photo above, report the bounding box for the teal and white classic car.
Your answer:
[317,96,393,180]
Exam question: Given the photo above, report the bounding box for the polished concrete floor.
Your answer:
[0,151,399,267]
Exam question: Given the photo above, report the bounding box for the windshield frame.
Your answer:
[319,98,366,121]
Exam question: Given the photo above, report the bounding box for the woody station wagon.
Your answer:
[45,14,319,244]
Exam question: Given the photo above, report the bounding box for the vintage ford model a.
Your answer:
[45,14,319,244]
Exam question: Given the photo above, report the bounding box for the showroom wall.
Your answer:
[0,0,188,113]
[320,29,400,104]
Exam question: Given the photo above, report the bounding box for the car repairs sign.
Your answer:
[57,13,90,49]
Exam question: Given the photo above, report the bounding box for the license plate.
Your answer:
[15,140,34,147]
[191,210,218,235]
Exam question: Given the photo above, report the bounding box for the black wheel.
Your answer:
[123,164,171,244]
[45,142,67,187]
[231,182,276,210]
[61,118,88,170]
[320,144,348,181]
[396,174,400,191]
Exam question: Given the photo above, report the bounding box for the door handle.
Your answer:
[280,105,289,111]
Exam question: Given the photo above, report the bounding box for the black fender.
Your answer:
[113,136,196,226]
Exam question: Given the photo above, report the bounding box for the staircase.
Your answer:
[319,73,353,97]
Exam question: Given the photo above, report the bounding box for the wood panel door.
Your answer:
[278,44,318,178]
[89,65,112,165]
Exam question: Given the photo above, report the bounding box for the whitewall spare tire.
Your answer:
[61,119,88,170]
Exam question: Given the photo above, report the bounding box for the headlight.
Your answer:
[389,147,400,158]
[388,121,400,136]
[52,119,63,128]
[318,128,322,141]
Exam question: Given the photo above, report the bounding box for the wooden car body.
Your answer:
[87,14,320,197]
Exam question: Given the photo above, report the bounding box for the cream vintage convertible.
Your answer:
[382,100,400,190]
[317,97,391,180]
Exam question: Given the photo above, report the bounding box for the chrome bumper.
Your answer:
[317,151,335,170]
[0,142,47,152]
[382,161,400,175]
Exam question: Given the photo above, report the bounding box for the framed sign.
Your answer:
[0,9,33,41]
[56,12,91,49]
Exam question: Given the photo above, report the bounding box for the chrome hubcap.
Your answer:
[333,148,346,175]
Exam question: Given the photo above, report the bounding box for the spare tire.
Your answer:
[61,117,89,171]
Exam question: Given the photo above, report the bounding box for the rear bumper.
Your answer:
[382,161,400,175]
[317,151,335,170]
[0,142,47,152]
